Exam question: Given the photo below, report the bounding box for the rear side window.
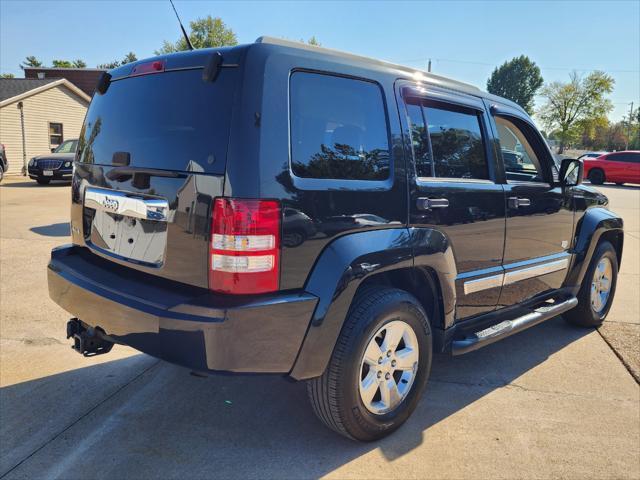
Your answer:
[289,72,390,180]
[609,152,639,163]
[405,99,488,180]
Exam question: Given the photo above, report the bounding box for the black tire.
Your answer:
[564,241,618,328]
[588,168,605,185]
[307,287,432,441]
[36,178,50,185]
[616,183,625,186]
[282,230,306,248]
[0,165,3,183]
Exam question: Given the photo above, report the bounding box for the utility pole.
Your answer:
[17,101,27,176]
[427,58,431,73]
[627,102,634,150]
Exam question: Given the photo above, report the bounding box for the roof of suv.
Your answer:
[253,36,526,114]
[110,36,526,116]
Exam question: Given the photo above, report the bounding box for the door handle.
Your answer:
[417,198,449,210]
[508,197,531,208]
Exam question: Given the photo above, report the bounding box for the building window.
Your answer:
[49,123,63,146]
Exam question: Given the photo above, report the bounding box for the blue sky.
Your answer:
[1,0,638,121]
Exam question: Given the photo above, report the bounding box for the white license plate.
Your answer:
[43,170,54,176]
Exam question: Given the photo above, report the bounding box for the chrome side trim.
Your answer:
[503,258,569,286]
[462,256,570,294]
[463,274,504,295]
[84,187,169,222]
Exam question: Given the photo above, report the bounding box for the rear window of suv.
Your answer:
[77,68,238,174]
[289,72,391,180]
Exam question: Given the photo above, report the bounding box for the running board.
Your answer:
[451,297,578,355]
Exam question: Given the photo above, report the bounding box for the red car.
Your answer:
[583,150,640,185]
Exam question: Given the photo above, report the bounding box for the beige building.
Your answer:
[0,78,90,175]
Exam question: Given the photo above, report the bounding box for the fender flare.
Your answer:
[565,207,623,289]
[289,227,456,380]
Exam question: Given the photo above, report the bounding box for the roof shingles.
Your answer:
[0,78,58,102]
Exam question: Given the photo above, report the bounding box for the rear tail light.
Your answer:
[209,198,281,294]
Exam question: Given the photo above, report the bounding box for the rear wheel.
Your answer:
[588,168,605,185]
[307,287,432,441]
[0,165,4,183]
[564,241,618,327]
[36,178,50,185]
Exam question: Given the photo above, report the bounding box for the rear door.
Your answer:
[488,103,574,307]
[398,84,506,320]
[71,54,240,288]
[606,152,640,183]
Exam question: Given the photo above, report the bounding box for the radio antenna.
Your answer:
[169,0,194,51]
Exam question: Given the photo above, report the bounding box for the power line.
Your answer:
[397,56,640,73]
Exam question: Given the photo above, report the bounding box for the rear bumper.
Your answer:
[48,245,318,373]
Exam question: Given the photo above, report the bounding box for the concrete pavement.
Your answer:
[1,177,638,479]
[594,184,640,382]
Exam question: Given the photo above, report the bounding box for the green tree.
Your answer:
[20,56,44,69]
[155,15,237,54]
[97,52,138,69]
[96,60,120,69]
[304,36,321,46]
[121,52,137,64]
[72,59,87,68]
[1,73,15,78]
[487,55,543,115]
[537,71,614,154]
[52,59,73,68]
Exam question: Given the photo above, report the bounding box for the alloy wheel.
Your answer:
[358,320,419,415]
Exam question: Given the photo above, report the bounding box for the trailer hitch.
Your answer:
[66,318,114,356]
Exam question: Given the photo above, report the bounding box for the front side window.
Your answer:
[49,123,63,146]
[494,117,545,182]
[290,72,390,180]
[405,99,488,180]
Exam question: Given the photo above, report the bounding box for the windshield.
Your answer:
[77,68,238,174]
[55,140,77,153]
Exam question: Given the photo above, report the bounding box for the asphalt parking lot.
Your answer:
[1,177,638,480]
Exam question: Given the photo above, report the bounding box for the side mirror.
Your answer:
[559,158,583,187]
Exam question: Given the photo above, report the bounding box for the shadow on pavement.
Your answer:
[30,223,71,237]
[0,317,590,479]
[0,181,71,188]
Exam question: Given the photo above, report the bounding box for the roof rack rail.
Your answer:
[254,36,481,92]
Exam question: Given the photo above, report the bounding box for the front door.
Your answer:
[399,85,506,320]
[488,103,574,307]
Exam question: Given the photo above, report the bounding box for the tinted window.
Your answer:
[78,68,238,174]
[290,72,390,180]
[609,152,639,163]
[494,116,545,182]
[405,102,431,177]
[405,100,488,179]
[426,107,487,179]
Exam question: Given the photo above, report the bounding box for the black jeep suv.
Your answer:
[48,38,623,441]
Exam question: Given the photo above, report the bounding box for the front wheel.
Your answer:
[307,287,432,441]
[564,241,618,327]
